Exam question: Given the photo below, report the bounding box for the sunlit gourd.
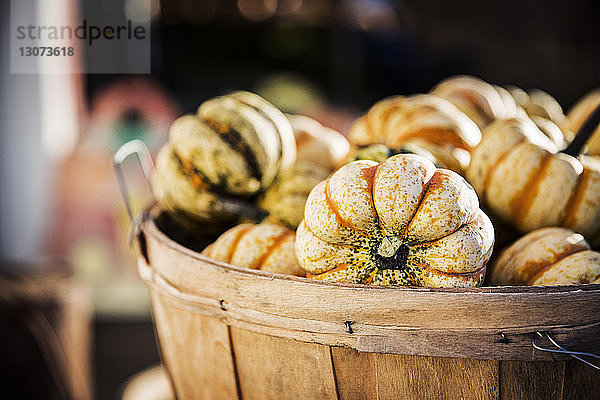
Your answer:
[202,222,303,276]
[152,91,296,227]
[296,154,494,287]
[488,227,600,286]
[431,75,522,128]
[567,89,600,155]
[508,87,567,129]
[257,160,330,229]
[530,115,566,149]
[348,94,481,173]
[466,117,600,246]
[287,114,350,171]
[507,86,568,147]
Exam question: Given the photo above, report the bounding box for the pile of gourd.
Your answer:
[151,78,600,288]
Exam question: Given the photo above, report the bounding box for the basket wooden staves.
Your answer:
[115,139,600,399]
[135,208,600,400]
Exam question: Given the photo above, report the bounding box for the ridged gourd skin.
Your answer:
[257,115,348,229]
[466,118,600,246]
[507,86,569,147]
[152,91,296,226]
[508,87,568,131]
[257,160,330,229]
[295,154,494,287]
[348,94,481,173]
[202,222,303,276]
[567,89,600,155]
[488,227,600,286]
[431,75,523,129]
[530,115,566,149]
[152,147,264,227]
[287,114,350,172]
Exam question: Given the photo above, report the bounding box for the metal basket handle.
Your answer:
[532,331,600,370]
[113,139,155,244]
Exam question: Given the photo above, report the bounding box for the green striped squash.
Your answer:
[152,91,296,228]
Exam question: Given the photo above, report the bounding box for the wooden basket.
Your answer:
[137,210,600,400]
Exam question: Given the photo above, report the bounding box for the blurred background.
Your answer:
[0,0,599,398]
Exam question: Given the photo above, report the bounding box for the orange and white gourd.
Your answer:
[431,75,522,128]
[508,87,568,129]
[202,222,303,276]
[295,154,494,287]
[466,118,600,246]
[348,94,482,173]
[529,115,567,149]
[507,86,569,146]
[287,114,350,172]
[567,89,600,155]
[488,227,600,286]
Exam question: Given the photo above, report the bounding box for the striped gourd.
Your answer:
[202,222,303,276]
[348,94,482,173]
[295,154,494,287]
[466,117,600,246]
[431,75,523,128]
[508,87,568,130]
[489,227,600,286]
[257,160,330,230]
[567,89,600,155]
[287,114,350,172]
[152,91,296,227]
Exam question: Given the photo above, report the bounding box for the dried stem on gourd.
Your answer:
[562,104,600,157]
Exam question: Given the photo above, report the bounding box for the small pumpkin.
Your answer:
[507,87,568,130]
[431,75,522,128]
[152,91,296,226]
[466,117,600,246]
[287,114,350,172]
[567,89,600,155]
[348,94,481,173]
[488,227,600,285]
[202,222,303,276]
[257,160,330,229]
[295,154,494,287]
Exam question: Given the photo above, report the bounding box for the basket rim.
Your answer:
[139,209,600,360]
[141,209,600,295]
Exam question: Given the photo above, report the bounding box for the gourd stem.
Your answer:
[375,243,410,271]
[562,104,600,157]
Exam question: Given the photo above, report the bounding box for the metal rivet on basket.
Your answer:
[344,321,354,334]
[499,332,509,344]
